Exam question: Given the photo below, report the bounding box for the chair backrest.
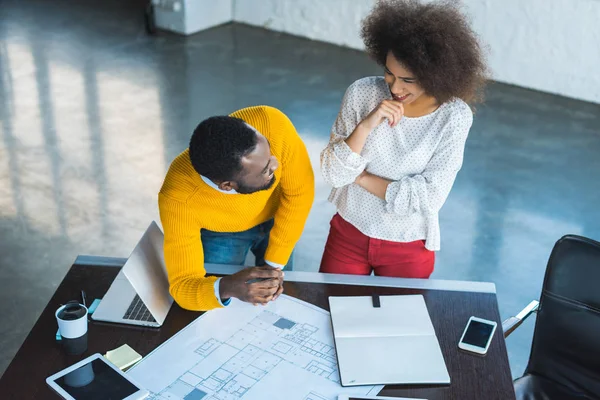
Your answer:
[526,235,600,397]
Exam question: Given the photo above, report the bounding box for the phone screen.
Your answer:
[462,320,495,348]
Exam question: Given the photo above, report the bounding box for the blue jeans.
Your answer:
[201,219,294,270]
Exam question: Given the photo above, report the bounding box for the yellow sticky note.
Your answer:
[105,344,142,371]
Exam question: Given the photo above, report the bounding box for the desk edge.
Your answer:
[74,255,496,294]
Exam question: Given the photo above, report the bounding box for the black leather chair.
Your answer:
[503,235,600,400]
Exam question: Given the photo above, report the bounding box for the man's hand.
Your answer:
[272,270,284,301]
[219,266,284,306]
[255,263,284,302]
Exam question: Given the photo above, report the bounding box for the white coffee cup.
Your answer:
[56,301,88,355]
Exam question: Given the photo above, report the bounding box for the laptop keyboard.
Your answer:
[123,294,156,323]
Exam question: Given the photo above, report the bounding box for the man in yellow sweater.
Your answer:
[159,106,315,311]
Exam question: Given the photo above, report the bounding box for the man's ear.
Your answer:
[218,181,238,191]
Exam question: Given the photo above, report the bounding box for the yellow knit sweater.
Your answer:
[158,106,315,311]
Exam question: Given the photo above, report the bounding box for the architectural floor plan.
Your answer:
[127,295,382,400]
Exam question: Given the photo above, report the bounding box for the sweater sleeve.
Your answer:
[158,193,222,311]
[264,112,315,265]
[321,83,369,188]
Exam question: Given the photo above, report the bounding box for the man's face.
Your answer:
[231,132,279,194]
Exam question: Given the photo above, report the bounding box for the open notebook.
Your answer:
[329,295,450,387]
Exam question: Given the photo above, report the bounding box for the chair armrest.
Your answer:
[502,300,539,338]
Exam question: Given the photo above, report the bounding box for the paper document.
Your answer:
[329,295,450,386]
[128,295,383,400]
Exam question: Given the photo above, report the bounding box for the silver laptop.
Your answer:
[92,221,174,327]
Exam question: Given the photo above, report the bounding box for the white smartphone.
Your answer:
[46,353,148,400]
[338,396,426,400]
[458,316,498,355]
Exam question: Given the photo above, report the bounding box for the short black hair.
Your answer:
[361,0,488,104]
[189,116,257,182]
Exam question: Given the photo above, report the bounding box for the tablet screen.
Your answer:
[53,358,138,399]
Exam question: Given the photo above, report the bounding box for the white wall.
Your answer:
[234,0,370,49]
[233,0,600,104]
[154,0,232,35]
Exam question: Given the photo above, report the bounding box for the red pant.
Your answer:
[319,214,435,278]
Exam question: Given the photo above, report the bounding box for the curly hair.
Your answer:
[361,0,488,104]
[189,116,257,182]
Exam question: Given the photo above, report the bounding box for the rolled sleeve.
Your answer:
[385,176,422,216]
[384,112,472,216]
[321,84,370,188]
[333,140,368,170]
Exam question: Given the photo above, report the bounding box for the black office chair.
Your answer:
[502,235,600,400]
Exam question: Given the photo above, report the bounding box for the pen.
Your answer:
[81,290,87,308]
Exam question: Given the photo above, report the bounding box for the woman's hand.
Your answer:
[360,99,404,130]
[344,99,404,156]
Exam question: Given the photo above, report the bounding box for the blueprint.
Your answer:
[127,295,382,400]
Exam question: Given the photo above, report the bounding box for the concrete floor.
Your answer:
[1,0,600,381]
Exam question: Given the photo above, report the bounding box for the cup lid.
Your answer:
[57,301,87,321]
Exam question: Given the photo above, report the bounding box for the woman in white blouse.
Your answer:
[320,0,487,278]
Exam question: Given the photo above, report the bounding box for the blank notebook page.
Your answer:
[329,295,450,386]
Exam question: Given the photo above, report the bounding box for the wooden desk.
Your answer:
[0,260,515,400]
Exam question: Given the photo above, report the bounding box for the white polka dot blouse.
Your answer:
[321,76,473,251]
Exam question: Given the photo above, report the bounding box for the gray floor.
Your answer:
[1,0,600,381]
